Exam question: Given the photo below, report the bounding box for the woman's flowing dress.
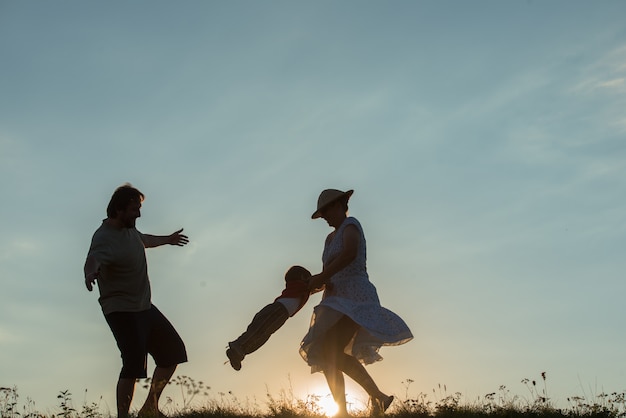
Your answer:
[300,217,413,371]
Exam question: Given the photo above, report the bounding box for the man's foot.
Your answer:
[226,342,244,371]
[370,395,394,416]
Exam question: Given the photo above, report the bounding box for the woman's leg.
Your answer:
[340,354,383,398]
[322,360,346,415]
[321,315,359,415]
[340,355,393,415]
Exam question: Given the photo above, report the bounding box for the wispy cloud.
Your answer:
[598,78,625,89]
[571,44,626,94]
[0,239,41,263]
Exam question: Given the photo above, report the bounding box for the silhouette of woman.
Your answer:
[300,189,413,417]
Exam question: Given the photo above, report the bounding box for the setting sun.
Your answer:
[306,387,368,417]
[317,395,339,417]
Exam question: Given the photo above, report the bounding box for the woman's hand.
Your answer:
[308,274,327,292]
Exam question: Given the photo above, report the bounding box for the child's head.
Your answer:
[285,265,311,282]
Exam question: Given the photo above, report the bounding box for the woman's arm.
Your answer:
[309,224,359,290]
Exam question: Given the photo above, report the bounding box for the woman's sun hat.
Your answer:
[312,189,354,219]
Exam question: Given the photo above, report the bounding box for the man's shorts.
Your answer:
[105,304,187,379]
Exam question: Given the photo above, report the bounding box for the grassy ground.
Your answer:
[2,374,625,418]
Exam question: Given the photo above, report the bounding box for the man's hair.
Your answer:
[106,183,145,218]
[285,265,311,282]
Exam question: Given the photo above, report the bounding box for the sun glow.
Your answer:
[303,388,341,417]
[317,395,339,417]
[306,385,364,416]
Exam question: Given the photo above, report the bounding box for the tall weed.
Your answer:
[3,373,626,418]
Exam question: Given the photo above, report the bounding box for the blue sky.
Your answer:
[1,0,625,414]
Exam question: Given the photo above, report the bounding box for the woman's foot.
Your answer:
[137,408,167,418]
[334,409,352,418]
[370,395,394,416]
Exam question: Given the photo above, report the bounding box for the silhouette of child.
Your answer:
[226,265,312,370]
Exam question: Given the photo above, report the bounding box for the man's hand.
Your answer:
[168,228,189,246]
[84,255,101,292]
[85,271,99,292]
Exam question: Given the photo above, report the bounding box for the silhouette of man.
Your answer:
[84,184,189,418]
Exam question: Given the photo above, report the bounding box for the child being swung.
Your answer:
[226,265,312,370]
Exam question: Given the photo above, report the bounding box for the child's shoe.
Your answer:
[226,342,244,371]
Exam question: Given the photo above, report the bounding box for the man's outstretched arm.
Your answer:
[141,228,189,248]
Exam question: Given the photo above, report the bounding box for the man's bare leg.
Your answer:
[138,365,177,417]
[117,378,136,418]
